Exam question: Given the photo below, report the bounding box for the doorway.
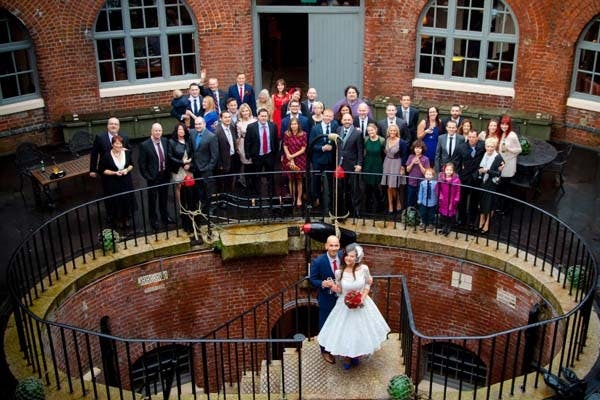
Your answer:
[259,13,309,94]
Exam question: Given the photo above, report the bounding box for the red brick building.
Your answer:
[0,0,598,154]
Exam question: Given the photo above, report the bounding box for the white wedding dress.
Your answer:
[317,264,390,358]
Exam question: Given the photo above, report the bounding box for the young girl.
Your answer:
[405,140,430,207]
[436,162,461,236]
[418,168,438,231]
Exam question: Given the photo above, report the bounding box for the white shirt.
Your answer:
[222,124,234,156]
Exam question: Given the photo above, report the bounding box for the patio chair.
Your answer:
[68,130,94,158]
[510,167,542,201]
[15,142,45,196]
[545,143,573,193]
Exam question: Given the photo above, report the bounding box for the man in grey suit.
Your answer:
[435,120,465,173]
[215,110,239,193]
[190,117,219,212]
[336,113,364,217]
[378,103,410,141]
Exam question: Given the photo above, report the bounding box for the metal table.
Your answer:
[30,154,91,208]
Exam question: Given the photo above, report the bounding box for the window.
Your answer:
[423,342,487,389]
[0,9,40,104]
[571,15,600,99]
[94,0,198,86]
[417,0,518,85]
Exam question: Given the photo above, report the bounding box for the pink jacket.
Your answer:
[436,172,461,217]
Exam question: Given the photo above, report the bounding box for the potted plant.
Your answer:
[14,377,45,400]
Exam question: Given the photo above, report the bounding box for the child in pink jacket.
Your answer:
[436,162,461,236]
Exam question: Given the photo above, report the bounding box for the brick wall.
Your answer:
[50,246,555,389]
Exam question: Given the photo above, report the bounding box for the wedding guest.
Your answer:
[282,118,307,208]
[460,118,476,140]
[334,104,352,126]
[497,115,522,213]
[418,168,437,231]
[477,137,504,234]
[362,123,385,213]
[381,125,408,215]
[256,88,274,118]
[405,140,430,208]
[332,85,371,117]
[167,123,193,231]
[235,103,257,187]
[318,243,390,370]
[417,106,441,164]
[271,79,291,132]
[201,96,219,132]
[436,162,461,236]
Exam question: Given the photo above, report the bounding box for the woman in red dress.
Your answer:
[271,78,290,132]
[282,117,307,208]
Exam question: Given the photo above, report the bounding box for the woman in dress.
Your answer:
[235,103,257,188]
[271,79,290,132]
[334,104,352,126]
[99,135,135,229]
[381,125,408,214]
[497,115,522,212]
[201,96,219,132]
[460,118,476,140]
[405,140,430,207]
[477,137,504,233]
[309,101,324,131]
[282,118,307,208]
[318,243,390,369]
[417,106,441,163]
[362,123,385,213]
[479,118,500,142]
[167,123,193,220]
[256,89,274,118]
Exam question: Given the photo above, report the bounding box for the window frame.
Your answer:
[0,10,42,106]
[570,15,600,102]
[93,0,200,88]
[416,0,519,87]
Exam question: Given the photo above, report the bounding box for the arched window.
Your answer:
[0,9,40,105]
[94,0,198,86]
[416,0,518,86]
[571,15,600,99]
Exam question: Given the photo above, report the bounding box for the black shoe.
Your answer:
[163,216,175,225]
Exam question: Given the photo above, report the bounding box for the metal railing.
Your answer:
[5,169,597,399]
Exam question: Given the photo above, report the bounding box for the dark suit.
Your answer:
[245,120,278,197]
[377,117,411,142]
[396,106,420,145]
[441,116,465,135]
[200,87,227,114]
[187,96,204,128]
[138,137,171,227]
[228,83,256,116]
[190,128,219,211]
[336,125,364,216]
[353,116,376,138]
[301,99,316,117]
[309,251,341,338]
[308,121,338,208]
[435,134,465,173]
[280,114,310,139]
[215,123,240,192]
[456,139,485,227]
[170,96,191,123]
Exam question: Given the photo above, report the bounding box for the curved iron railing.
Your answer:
[4,170,597,399]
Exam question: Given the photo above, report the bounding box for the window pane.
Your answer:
[135,60,148,79]
[150,58,162,77]
[183,54,196,74]
[575,71,593,93]
[109,9,123,31]
[145,8,158,28]
[130,9,144,29]
[583,20,599,43]
[115,60,127,80]
[18,72,36,94]
[179,5,192,25]
[133,37,148,57]
[579,49,595,71]
[1,75,18,98]
[0,52,15,74]
[99,61,114,82]
[170,56,182,75]
[96,10,109,32]
[97,40,112,61]
[168,34,181,54]
[13,49,31,72]
[181,33,194,53]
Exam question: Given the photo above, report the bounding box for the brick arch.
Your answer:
[561,8,600,46]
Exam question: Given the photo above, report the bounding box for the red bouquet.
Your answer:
[344,290,362,309]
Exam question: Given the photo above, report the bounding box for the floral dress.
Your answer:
[282,131,307,180]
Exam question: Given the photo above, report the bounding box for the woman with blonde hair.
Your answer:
[235,103,257,186]
[256,89,274,118]
[201,95,218,132]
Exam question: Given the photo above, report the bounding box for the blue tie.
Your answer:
[195,133,202,149]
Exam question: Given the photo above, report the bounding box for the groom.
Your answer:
[309,235,341,364]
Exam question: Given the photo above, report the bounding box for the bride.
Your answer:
[317,243,390,369]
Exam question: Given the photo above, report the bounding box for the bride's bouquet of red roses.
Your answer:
[344,290,363,309]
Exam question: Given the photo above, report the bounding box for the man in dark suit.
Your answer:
[308,235,341,364]
[138,123,173,230]
[244,108,278,198]
[441,104,465,135]
[378,103,410,141]
[200,77,227,114]
[89,117,131,178]
[336,113,364,217]
[435,120,465,173]
[308,109,338,209]
[190,117,219,213]
[396,95,420,145]
[302,87,318,116]
[215,110,239,193]
[280,100,310,139]
[227,72,256,116]
[187,83,204,128]
[456,130,485,228]
[353,103,376,139]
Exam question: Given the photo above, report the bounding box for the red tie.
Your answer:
[239,86,243,101]
[262,124,269,154]
[332,259,337,272]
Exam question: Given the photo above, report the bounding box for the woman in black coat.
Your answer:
[167,123,194,231]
